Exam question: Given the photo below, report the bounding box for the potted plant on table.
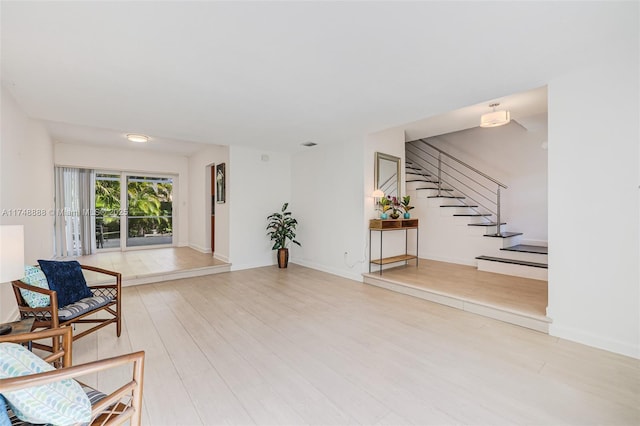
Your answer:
[266,202,301,268]
[387,197,400,219]
[378,196,391,219]
[401,195,414,218]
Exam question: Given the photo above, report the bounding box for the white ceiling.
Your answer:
[0,2,631,154]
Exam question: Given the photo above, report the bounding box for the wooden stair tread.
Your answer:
[467,222,506,226]
[501,244,548,255]
[483,232,523,238]
[440,205,479,208]
[454,213,492,217]
[476,255,547,269]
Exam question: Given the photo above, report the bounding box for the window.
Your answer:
[94,172,174,251]
[126,176,173,247]
[95,173,121,249]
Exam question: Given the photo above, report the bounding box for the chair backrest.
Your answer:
[0,326,71,367]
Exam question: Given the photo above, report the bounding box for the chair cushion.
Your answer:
[0,343,91,425]
[3,385,108,426]
[0,395,10,426]
[18,266,50,308]
[38,260,92,308]
[58,295,113,321]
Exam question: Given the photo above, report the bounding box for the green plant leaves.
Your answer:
[266,203,301,249]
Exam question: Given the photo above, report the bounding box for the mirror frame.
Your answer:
[374,152,401,199]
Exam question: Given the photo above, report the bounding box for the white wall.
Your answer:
[425,116,548,244]
[548,52,639,357]
[228,145,291,270]
[0,86,55,321]
[54,143,190,247]
[291,141,365,281]
[188,144,229,261]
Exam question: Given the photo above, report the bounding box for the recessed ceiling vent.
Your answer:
[301,141,317,147]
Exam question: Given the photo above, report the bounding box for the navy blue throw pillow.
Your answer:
[37,260,92,308]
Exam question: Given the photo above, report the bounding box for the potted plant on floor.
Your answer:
[266,202,301,268]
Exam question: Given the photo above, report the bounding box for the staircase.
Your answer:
[405,139,547,280]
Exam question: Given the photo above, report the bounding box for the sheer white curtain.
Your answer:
[54,167,94,257]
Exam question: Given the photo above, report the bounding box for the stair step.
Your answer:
[427,196,465,199]
[440,205,479,208]
[454,213,492,217]
[501,244,548,255]
[417,187,454,191]
[483,232,523,238]
[467,222,506,226]
[406,179,439,183]
[475,255,548,269]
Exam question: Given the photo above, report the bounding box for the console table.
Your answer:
[369,219,419,275]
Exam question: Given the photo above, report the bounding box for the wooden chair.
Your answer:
[11,264,121,354]
[0,327,145,426]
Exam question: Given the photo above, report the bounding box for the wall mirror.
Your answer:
[374,152,401,199]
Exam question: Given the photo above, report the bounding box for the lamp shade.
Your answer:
[0,225,24,282]
[480,110,511,128]
[372,189,385,198]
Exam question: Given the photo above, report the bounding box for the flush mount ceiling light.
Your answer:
[480,103,511,128]
[301,141,317,147]
[126,133,149,143]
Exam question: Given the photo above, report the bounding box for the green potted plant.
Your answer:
[266,202,301,268]
[378,196,392,219]
[401,195,414,218]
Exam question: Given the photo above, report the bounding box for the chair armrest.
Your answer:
[12,280,56,297]
[80,264,121,279]
[0,351,145,425]
[11,280,60,313]
[0,327,73,367]
[80,265,121,295]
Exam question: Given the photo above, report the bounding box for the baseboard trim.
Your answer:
[549,323,640,360]
[291,259,365,283]
[419,253,476,267]
[188,243,211,254]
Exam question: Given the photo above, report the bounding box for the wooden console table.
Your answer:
[369,219,419,275]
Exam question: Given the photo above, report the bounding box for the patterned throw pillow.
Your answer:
[38,260,92,308]
[0,342,91,424]
[19,265,51,308]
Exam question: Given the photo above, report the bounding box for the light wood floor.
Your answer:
[367,259,548,317]
[72,264,639,425]
[75,247,227,279]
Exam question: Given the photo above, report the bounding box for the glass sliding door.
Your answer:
[94,173,121,250]
[126,175,173,247]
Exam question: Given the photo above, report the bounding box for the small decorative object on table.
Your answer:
[389,196,401,219]
[378,196,391,219]
[401,195,414,219]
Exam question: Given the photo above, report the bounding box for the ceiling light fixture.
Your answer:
[126,133,150,143]
[301,141,317,147]
[480,103,511,128]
